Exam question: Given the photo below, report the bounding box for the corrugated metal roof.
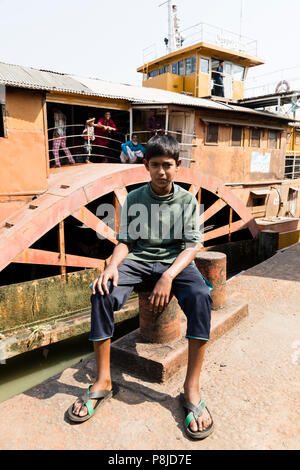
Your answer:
[0,62,92,95]
[0,61,290,120]
[75,75,229,110]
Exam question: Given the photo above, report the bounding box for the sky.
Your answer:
[0,0,299,90]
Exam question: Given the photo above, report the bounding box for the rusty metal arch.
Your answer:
[0,164,259,275]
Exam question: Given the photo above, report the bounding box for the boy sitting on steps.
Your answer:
[68,134,214,440]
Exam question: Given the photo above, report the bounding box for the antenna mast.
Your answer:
[159,1,182,53]
[239,0,244,41]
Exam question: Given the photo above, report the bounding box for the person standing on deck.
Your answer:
[94,111,117,162]
[82,117,96,163]
[52,108,75,167]
[146,110,165,136]
[212,60,225,97]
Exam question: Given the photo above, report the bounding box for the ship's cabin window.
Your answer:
[178,60,184,76]
[269,130,278,149]
[211,59,245,81]
[295,132,300,145]
[251,128,261,147]
[148,70,158,79]
[172,62,178,74]
[252,195,266,207]
[233,64,245,82]
[172,60,184,76]
[157,65,170,75]
[200,58,209,74]
[231,126,243,147]
[224,62,232,76]
[205,123,219,144]
[185,56,196,75]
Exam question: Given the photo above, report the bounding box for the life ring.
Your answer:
[275,80,290,93]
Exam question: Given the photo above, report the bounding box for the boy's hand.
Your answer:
[92,264,119,295]
[149,273,173,314]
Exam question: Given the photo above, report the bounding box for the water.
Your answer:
[0,316,139,404]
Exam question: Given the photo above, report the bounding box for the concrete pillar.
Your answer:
[138,292,181,344]
[195,252,227,310]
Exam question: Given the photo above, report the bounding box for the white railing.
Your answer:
[48,125,196,167]
[142,22,258,63]
[48,124,124,166]
[181,23,258,56]
[245,65,300,98]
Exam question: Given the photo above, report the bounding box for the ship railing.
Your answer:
[125,129,196,143]
[245,66,300,98]
[48,126,196,166]
[48,124,125,165]
[285,151,300,179]
[143,22,258,62]
[181,23,258,57]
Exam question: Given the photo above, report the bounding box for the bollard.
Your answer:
[195,252,227,310]
[138,291,181,344]
[258,230,279,262]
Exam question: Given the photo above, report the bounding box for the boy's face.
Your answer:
[144,155,181,194]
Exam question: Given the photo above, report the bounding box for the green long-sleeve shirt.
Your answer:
[116,182,202,264]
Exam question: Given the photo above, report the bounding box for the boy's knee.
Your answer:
[186,283,211,301]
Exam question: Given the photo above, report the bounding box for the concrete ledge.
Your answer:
[111,296,248,383]
[0,298,139,360]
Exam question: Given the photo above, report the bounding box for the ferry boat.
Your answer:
[0,3,299,360]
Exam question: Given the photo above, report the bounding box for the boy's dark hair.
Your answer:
[145,134,180,162]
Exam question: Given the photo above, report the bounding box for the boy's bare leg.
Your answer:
[183,339,212,432]
[73,339,112,417]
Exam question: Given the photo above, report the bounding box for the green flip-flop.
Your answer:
[68,385,113,423]
[180,393,214,440]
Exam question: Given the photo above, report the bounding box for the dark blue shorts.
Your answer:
[90,259,212,342]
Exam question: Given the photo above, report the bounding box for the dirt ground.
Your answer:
[0,244,299,450]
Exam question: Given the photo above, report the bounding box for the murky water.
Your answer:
[0,316,139,404]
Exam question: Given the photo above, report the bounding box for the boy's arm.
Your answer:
[92,242,130,295]
[148,243,202,313]
[93,192,134,295]
[161,242,202,280]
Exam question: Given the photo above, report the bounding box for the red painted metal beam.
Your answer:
[0,164,259,274]
[13,248,105,269]
[204,220,246,242]
[72,206,117,245]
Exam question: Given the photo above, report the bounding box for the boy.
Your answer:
[68,135,214,440]
[120,134,145,163]
[82,117,95,163]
